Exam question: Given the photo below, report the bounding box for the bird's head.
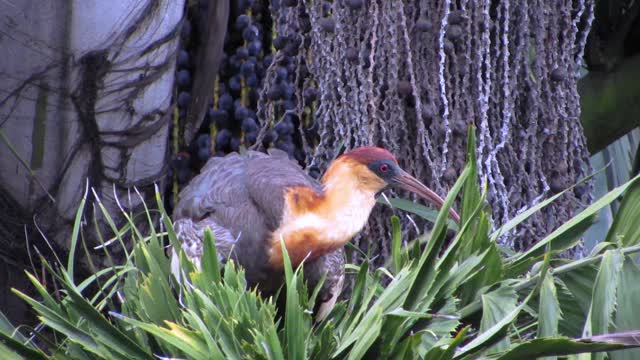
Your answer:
[328,146,460,223]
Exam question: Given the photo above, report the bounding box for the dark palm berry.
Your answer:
[267,84,284,100]
[550,68,566,81]
[229,75,242,92]
[448,10,466,25]
[322,1,332,16]
[230,137,242,152]
[287,35,302,51]
[275,67,289,81]
[248,40,262,56]
[273,35,288,50]
[362,49,371,68]
[275,120,294,135]
[218,93,233,110]
[300,16,312,32]
[242,25,260,42]
[303,87,318,102]
[282,0,297,6]
[446,25,463,41]
[210,109,230,129]
[228,55,240,71]
[550,174,565,193]
[283,112,298,122]
[235,14,251,30]
[263,129,279,143]
[234,106,249,121]
[415,19,433,32]
[246,73,259,87]
[251,1,264,12]
[241,117,259,132]
[232,0,249,14]
[176,69,191,88]
[198,147,211,162]
[196,134,212,161]
[397,81,412,96]
[453,120,467,135]
[299,62,309,78]
[282,82,295,100]
[443,39,455,52]
[444,167,457,181]
[215,129,232,149]
[286,62,296,75]
[236,47,249,60]
[345,47,359,62]
[244,131,258,145]
[318,17,336,33]
[240,61,255,76]
[177,91,191,108]
[263,54,273,68]
[345,0,364,10]
[177,50,190,67]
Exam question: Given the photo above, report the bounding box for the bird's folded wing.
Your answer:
[246,150,323,230]
[173,217,237,267]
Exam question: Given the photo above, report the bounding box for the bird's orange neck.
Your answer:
[268,159,386,268]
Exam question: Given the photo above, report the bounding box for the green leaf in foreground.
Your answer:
[605,174,640,247]
[493,332,640,360]
[611,258,640,360]
[506,174,640,276]
[112,313,218,360]
[281,239,307,360]
[584,250,624,341]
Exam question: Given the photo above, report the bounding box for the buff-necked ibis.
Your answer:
[170,147,459,320]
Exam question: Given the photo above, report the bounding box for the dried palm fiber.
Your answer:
[257,0,595,269]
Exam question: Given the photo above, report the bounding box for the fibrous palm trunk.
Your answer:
[263,0,595,265]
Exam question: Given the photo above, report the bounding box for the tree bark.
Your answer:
[0,0,185,325]
[266,0,595,260]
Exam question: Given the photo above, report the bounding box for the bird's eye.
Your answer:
[379,164,390,173]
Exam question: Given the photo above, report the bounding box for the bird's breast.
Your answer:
[267,186,376,268]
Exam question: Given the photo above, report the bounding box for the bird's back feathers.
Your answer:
[172,149,330,296]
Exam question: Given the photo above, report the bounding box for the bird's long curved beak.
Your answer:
[393,170,461,224]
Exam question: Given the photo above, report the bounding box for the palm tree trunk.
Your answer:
[0,0,185,324]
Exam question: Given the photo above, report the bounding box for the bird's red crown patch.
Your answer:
[342,146,398,165]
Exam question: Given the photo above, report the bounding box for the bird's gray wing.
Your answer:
[173,217,236,267]
[246,148,323,230]
[304,247,346,321]
[173,152,253,221]
[172,152,275,288]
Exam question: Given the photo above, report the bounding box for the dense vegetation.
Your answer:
[1,130,639,359]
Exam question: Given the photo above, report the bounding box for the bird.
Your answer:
[170,146,460,320]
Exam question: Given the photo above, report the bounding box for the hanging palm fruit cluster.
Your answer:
[167,0,321,210]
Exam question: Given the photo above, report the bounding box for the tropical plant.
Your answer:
[1,129,640,359]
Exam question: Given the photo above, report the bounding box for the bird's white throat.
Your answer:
[277,183,377,244]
